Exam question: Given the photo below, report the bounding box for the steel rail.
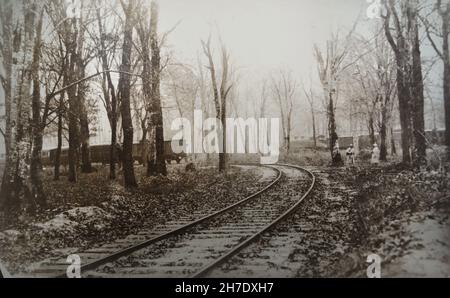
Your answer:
[191,163,316,278]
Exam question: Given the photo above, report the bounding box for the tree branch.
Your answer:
[49,70,140,99]
[420,14,445,61]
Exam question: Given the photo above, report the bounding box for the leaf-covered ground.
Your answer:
[0,165,269,273]
[334,163,450,277]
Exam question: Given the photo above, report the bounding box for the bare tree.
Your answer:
[314,30,353,162]
[118,0,137,188]
[29,6,47,208]
[382,0,426,165]
[409,0,427,165]
[201,36,233,171]
[0,0,13,163]
[272,70,297,153]
[94,0,121,179]
[137,0,167,177]
[348,31,397,161]
[0,0,14,208]
[302,81,318,149]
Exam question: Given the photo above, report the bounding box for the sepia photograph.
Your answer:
[0,0,449,289]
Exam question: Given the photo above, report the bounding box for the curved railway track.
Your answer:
[25,164,315,278]
[192,164,315,278]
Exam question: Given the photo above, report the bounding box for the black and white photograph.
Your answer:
[0,0,449,286]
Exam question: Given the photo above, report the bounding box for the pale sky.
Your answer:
[158,0,368,85]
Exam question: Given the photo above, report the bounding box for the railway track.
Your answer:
[25,164,315,278]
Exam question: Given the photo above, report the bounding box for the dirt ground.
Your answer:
[0,164,269,273]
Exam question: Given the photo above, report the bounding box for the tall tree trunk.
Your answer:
[79,103,92,173]
[73,10,92,174]
[67,21,80,183]
[379,107,388,161]
[147,1,167,176]
[1,2,37,211]
[96,5,118,179]
[219,96,227,171]
[411,8,426,166]
[54,93,64,181]
[201,38,231,171]
[30,7,45,208]
[368,113,375,146]
[140,126,148,167]
[110,115,117,179]
[442,11,450,161]
[286,112,292,154]
[312,109,317,149]
[79,77,93,174]
[0,0,12,160]
[119,0,137,188]
[390,127,397,156]
[384,0,412,164]
[328,92,338,160]
[397,71,412,164]
[139,28,153,175]
[0,0,13,209]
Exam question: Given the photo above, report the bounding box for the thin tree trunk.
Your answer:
[140,126,148,166]
[380,106,388,161]
[397,71,412,164]
[147,1,167,176]
[79,105,92,173]
[110,115,117,179]
[78,72,92,174]
[328,92,338,159]
[312,109,317,149]
[368,113,375,146]
[67,22,79,183]
[0,0,12,160]
[96,5,118,179]
[442,11,450,160]
[411,9,426,165]
[0,0,13,209]
[54,93,64,181]
[286,111,292,154]
[219,96,227,171]
[384,0,412,164]
[390,127,397,156]
[30,7,46,208]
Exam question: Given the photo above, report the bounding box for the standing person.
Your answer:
[371,143,380,165]
[332,142,342,165]
[346,144,355,165]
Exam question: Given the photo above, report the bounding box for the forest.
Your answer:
[0,0,449,278]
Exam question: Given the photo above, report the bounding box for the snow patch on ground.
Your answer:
[31,206,114,236]
[0,230,23,242]
[383,214,450,277]
[33,215,80,233]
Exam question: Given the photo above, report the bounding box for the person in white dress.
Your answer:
[371,143,380,165]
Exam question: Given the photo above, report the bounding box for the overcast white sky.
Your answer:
[158,0,368,85]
